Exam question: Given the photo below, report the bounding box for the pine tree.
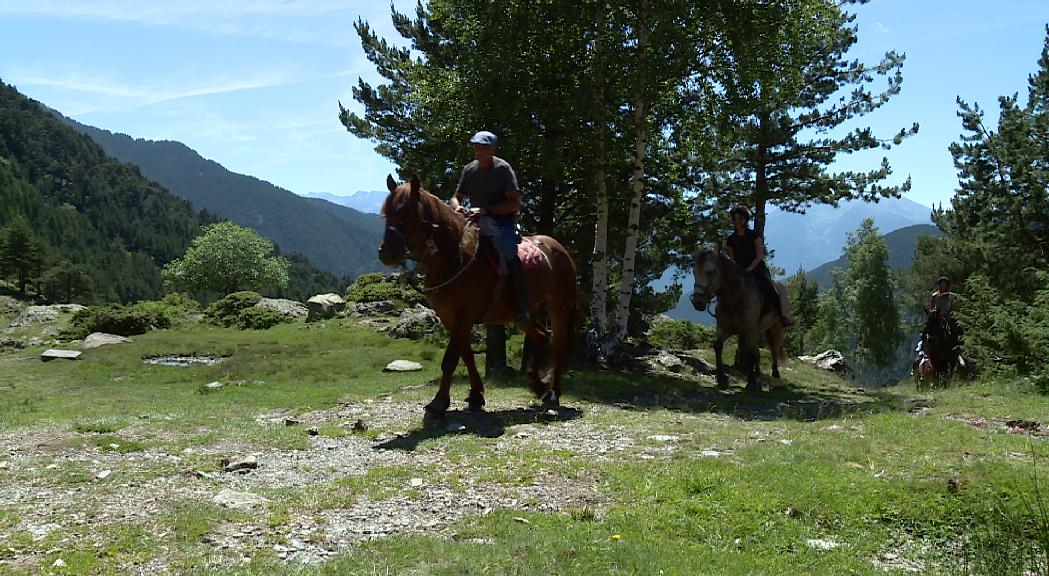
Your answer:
[0,221,44,297]
[843,219,901,367]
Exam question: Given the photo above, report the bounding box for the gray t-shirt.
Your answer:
[455,157,519,211]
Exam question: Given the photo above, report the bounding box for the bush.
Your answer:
[61,296,196,339]
[204,291,290,330]
[204,291,262,326]
[648,319,714,351]
[346,273,425,307]
[234,307,290,330]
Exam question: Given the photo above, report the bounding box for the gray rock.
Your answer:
[255,298,308,319]
[40,349,81,361]
[384,360,423,372]
[801,350,849,373]
[14,304,85,327]
[306,293,346,321]
[82,332,132,349]
[222,455,258,473]
[389,305,440,339]
[346,300,399,317]
[213,488,269,510]
[205,381,224,390]
[654,352,684,373]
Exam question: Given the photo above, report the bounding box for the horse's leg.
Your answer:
[714,335,728,390]
[460,338,486,412]
[426,321,471,419]
[766,328,782,383]
[520,322,552,398]
[543,304,574,408]
[744,334,761,393]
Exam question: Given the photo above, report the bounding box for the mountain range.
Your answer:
[304,191,386,214]
[60,117,385,280]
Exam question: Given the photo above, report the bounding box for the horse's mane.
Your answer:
[384,180,473,261]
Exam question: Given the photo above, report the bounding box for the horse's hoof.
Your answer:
[529,379,547,399]
[464,390,486,412]
[424,399,449,420]
[541,390,560,409]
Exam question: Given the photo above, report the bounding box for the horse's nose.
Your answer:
[690,292,706,311]
[378,246,400,267]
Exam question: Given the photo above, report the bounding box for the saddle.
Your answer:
[459,222,549,274]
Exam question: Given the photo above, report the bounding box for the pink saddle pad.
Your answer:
[519,239,548,272]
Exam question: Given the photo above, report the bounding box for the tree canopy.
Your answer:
[162,222,290,297]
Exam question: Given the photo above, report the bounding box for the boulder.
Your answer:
[14,304,85,327]
[388,305,440,339]
[255,298,308,319]
[653,352,685,373]
[346,300,398,317]
[82,332,131,349]
[306,293,346,321]
[384,360,423,372]
[802,350,849,373]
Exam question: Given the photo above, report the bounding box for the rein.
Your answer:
[420,248,478,293]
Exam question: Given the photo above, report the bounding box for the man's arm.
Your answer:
[485,188,522,216]
[450,191,466,212]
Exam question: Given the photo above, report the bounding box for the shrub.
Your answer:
[234,307,290,330]
[648,319,714,351]
[62,297,191,339]
[204,291,262,326]
[346,273,425,307]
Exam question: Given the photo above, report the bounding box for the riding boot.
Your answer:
[508,257,530,324]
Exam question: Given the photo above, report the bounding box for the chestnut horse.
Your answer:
[690,248,789,392]
[378,174,578,418]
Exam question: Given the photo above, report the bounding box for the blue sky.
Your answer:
[0,1,1047,208]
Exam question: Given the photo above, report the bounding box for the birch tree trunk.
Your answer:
[604,0,649,356]
[586,4,610,359]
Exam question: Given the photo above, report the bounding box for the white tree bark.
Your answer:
[587,5,609,358]
[605,0,649,355]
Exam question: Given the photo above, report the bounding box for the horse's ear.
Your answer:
[386,174,397,192]
[409,173,421,200]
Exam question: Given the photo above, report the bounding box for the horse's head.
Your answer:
[690,247,722,311]
[378,174,440,267]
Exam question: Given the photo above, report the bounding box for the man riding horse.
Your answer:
[449,131,530,323]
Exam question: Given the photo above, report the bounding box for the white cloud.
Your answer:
[876,22,891,34]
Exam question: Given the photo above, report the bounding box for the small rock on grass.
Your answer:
[805,538,840,551]
[351,419,368,432]
[307,427,319,436]
[213,488,269,510]
[409,478,424,488]
[95,470,112,480]
[446,422,466,433]
[222,455,258,473]
[205,381,224,390]
[384,359,423,372]
[648,435,679,443]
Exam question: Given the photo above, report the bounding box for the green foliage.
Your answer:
[162,222,290,296]
[957,273,1049,392]
[346,273,424,307]
[62,296,197,339]
[843,219,902,367]
[204,291,262,327]
[233,307,290,330]
[0,220,44,297]
[39,259,95,304]
[647,319,714,351]
[784,268,819,355]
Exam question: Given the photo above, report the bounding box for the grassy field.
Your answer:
[0,314,1047,575]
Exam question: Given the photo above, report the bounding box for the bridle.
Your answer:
[382,191,476,293]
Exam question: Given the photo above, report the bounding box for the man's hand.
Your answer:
[467,207,485,219]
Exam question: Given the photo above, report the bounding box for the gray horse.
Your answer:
[690,248,789,392]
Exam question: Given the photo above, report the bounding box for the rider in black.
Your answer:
[726,206,792,327]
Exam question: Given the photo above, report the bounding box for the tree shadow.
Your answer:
[550,365,900,422]
[373,404,583,452]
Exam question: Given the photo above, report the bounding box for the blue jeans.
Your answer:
[478,215,519,274]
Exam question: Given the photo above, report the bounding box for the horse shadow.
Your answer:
[373,404,583,452]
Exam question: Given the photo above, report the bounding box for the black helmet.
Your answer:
[937,275,950,286]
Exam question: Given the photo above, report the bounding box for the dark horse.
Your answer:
[378,174,579,418]
[690,248,789,392]
[917,307,964,386]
